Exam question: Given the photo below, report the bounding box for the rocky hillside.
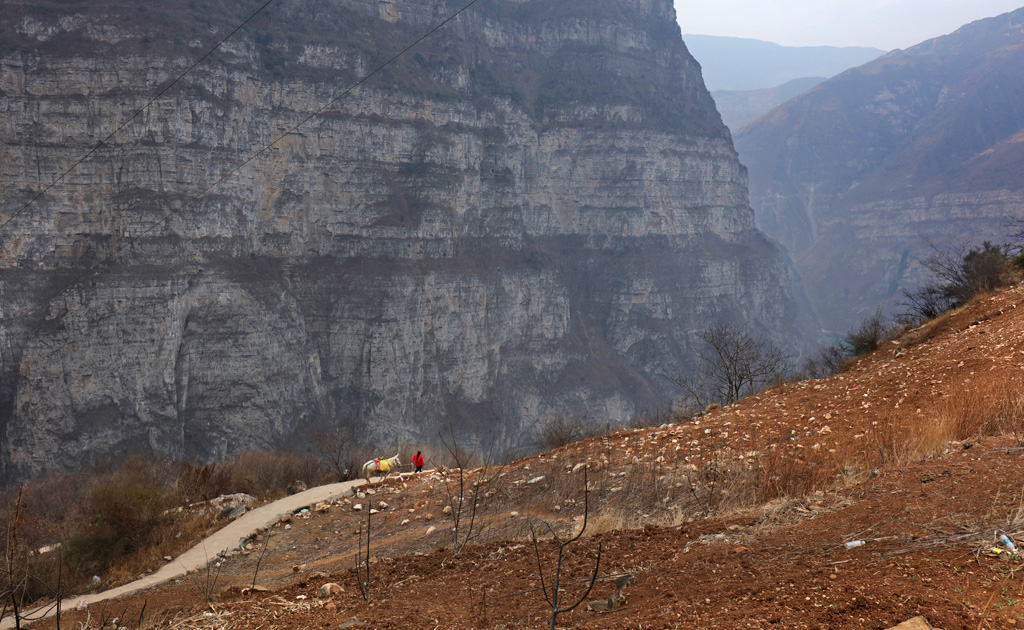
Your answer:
[735,7,1024,333]
[0,0,816,484]
[34,283,1024,630]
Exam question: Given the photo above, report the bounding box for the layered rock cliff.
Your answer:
[0,0,817,483]
[735,8,1024,332]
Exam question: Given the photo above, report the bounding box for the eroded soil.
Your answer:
[33,287,1024,630]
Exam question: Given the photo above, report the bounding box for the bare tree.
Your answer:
[673,323,792,409]
[309,426,356,481]
[3,488,28,630]
[530,469,601,630]
[438,423,508,555]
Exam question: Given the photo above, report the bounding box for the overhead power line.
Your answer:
[0,0,282,236]
[0,0,483,333]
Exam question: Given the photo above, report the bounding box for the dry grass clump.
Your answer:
[753,447,846,504]
[867,381,1024,470]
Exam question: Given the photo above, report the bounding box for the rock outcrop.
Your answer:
[0,0,816,483]
[735,8,1024,332]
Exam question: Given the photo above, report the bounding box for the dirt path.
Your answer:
[2,474,407,629]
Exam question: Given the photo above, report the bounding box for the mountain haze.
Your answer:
[711,76,824,132]
[682,34,884,92]
[735,8,1024,332]
[0,0,817,484]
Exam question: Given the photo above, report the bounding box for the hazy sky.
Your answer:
[675,1,1024,50]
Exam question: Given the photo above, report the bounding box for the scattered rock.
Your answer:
[221,505,247,520]
[377,501,388,510]
[292,564,305,573]
[240,585,270,596]
[317,582,344,598]
[426,525,436,535]
[442,505,453,514]
[287,480,308,495]
[353,503,363,511]
[339,617,364,629]
[886,618,935,630]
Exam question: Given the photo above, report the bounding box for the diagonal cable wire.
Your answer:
[0,0,483,332]
[0,0,282,235]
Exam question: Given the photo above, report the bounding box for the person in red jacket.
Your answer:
[412,450,424,473]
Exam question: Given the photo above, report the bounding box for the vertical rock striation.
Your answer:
[0,0,816,482]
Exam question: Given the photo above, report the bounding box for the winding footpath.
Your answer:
[2,475,400,629]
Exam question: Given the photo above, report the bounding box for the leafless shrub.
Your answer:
[898,283,951,325]
[900,239,1014,324]
[846,309,896,357]
[189,545,223,605]
[355,502,372,602]
[534,414,603,450]
[799,344,848,379]
[438,423,507,555]
[226,449,329,497]
[629,406,674,429]
[173,463,234,504]
[680,435,729,518]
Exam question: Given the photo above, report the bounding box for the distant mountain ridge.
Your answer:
[734,8,1024,332]
[683,34,884,91]
[711,77,824,132]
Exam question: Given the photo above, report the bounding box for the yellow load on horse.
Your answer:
[361,454,401,483]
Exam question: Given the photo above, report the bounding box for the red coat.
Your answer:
[412,453,424,467]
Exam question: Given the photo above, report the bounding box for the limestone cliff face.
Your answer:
[0,0,816,482]
[735,8,1024,332]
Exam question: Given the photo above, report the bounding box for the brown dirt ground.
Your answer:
[31,286,1024,630]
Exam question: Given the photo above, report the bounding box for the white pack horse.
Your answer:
[361,454,401,483]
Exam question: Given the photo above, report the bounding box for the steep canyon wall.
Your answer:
[0,0,816,482]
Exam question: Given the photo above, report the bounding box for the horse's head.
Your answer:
[393,454,401,466]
